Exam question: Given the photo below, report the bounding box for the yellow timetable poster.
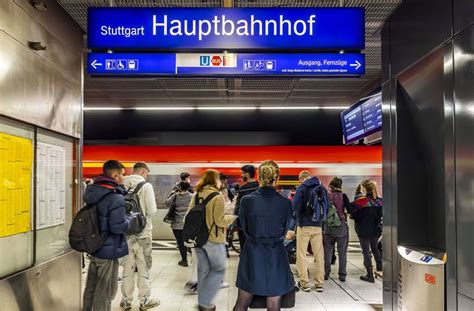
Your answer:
[0,132,33,237]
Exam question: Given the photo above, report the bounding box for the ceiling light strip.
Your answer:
[84,106,349,111]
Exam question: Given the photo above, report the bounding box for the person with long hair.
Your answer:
[233,160,294,311]
[190,170,236,311]
[351,180,383,283]
[323,177,353,282]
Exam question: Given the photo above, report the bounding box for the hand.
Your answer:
[286,230,296,240]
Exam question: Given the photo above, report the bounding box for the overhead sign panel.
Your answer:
[87,53,365,76]
[87,8,365,50]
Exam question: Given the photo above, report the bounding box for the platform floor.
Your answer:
[100,241,383,311]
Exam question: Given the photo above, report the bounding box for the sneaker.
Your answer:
[120,300,132,310]
[140,298,160,310]
[220,282,229,289]
[296,281,311,292]
[185,281,198,295]
[315,286,324,292]
[178,260,189,267]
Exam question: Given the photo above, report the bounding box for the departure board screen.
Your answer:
[341,93,382,144]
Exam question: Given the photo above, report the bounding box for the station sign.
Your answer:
[87,8,365,50]
[87,53,365,76]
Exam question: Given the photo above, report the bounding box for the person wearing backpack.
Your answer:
[186,169,236,311]
[120,162,159,310]
[323,177,353,282]
[293,170,329,293]
[351,180,383,283]
[165,181,193,267]
[82,160,132,311]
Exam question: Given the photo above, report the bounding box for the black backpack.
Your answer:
[125,181,147,236]
[69,192,114,254]
[303,184,329,222]
[183,192,220,247]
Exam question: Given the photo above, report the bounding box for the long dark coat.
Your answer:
[236,187,294,296]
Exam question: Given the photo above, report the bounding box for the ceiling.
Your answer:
[58,0,401,108]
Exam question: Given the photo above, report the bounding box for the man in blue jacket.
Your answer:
[83,160,132,311]
[293,170,325,293]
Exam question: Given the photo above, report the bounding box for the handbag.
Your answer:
[249,289,296,309]
[163,194,177,224]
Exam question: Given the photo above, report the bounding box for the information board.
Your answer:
[341,93,382,144]
[36,142,66,229]
[87,7,365,50]
[0,133,32,237]
[87,53,364,76]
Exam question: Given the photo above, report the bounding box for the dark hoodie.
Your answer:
[293,177,323,227]
[84,175,130,260]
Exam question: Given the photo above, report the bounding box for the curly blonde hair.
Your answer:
[258,160,280,187]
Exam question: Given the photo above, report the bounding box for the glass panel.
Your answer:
[0,117,34,278]
[35,129,75,264]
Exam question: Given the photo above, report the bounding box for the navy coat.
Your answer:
[236,187,294,296]
[84,175,131,260]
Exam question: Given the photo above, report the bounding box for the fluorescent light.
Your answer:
[197,107,257,110]
[83,106,349,111]
[259,106,349,110]
[135,107,194,111]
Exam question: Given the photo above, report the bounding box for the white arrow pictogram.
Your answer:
[91,60,103,69]
[350,60,361,70]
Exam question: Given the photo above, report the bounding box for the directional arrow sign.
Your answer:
[350,60,361,70]
[91,59,102,69]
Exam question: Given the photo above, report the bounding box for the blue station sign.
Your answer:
[87,53,365,76]
[87,8,365,50]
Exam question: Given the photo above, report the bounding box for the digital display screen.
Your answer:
[341,93,382,144]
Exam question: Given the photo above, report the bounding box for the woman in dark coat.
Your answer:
[233,160,294,311]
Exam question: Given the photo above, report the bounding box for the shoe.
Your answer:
[140,298,160,310]
[178,260,189,267]
[324,274,329,281]
[184,281,198,295]
[339,276,346,282]
[220,282,229,289]
[296,281,311,292]
[120,300,132,310]
[315,286,324,292]
[198,305,216,311]
[360,275,375,283]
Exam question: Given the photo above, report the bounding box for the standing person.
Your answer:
[323,177,353,282]
[220,173,235,203]
[165,181,193,267]
[351,180,383,283]
[83,160,132,311]
[233,160,294,311]
[234,165,259,252]
[190,170,236,311]
[170,172,194,195]
[293,170,327,293]
[120,162,159,310]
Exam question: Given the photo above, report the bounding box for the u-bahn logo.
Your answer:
[200,56,210,66]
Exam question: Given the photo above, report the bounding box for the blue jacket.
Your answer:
[236,187,294,296]
[293,176,323,227]
[84,175,131,259]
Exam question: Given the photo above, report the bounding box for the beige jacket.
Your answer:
[189,185,235,244]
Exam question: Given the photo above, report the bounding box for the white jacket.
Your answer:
[123,174,157,239]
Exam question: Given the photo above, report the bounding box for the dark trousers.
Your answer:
[323,224,349,277]
[359,237,383,272]
[83,257,119,311]
[173,229,187,262]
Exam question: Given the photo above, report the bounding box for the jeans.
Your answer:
[83,257,119,311]
[323,223,349,277]
[195,241,227,308]
[296,226,325,287]
[359,236,383,272]
[121,236,153,304]
[173,229,188,262]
